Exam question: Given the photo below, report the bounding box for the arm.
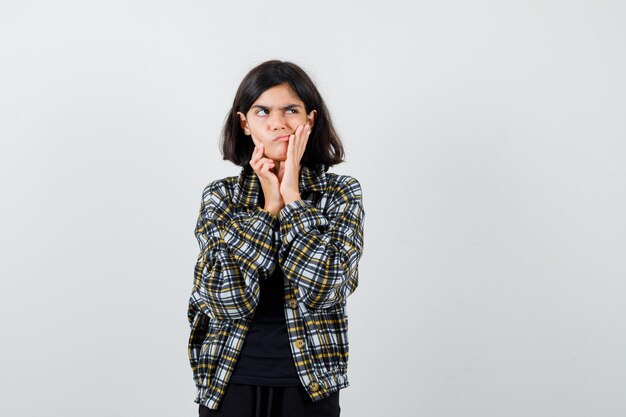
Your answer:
[188,180,278,322]
[277,176,365,310]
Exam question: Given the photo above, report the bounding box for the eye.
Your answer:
[256,109,268,116]
[286,108,298,114]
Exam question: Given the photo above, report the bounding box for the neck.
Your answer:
[272,160,281,176]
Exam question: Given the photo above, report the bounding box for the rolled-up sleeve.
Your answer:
[277,176,365,310]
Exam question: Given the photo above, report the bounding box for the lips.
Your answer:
[273,135,290,142]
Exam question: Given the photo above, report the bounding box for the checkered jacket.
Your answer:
[187,163,365,410]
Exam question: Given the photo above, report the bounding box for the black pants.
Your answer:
[198,383,341,417]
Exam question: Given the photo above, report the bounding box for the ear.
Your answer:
[236,111,251,135]
[307,109,317,128]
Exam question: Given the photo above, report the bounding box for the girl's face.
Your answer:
[237,83,316,163]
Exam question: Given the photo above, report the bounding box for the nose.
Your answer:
[268,111,287,130]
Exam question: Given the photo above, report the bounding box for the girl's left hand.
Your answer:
[280,123,311,204]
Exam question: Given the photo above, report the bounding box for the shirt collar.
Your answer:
[233,163,328,207]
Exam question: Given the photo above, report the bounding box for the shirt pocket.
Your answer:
[306,306,347,374]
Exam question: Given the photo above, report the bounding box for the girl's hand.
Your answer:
[250,144,284,216]
[280,123,312,204]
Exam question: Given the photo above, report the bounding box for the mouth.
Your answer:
[273,135,290,142]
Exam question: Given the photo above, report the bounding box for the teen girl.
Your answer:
[187,60,365,417]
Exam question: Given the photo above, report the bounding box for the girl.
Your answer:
[187,60,365,417]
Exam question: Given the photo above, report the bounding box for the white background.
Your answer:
[1,1,625,416]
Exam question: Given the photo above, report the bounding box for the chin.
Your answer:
[270,152,287,161]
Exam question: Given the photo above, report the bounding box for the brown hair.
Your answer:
[220,60,345,172]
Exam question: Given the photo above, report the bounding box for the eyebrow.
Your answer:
[251,104,302,111]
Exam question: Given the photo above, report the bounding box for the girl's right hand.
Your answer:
[250,144,284,217]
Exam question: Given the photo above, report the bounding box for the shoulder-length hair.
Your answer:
[220,60,345,172]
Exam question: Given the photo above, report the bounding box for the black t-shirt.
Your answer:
[229,266,301,386]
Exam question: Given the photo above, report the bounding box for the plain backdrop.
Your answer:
[1,1,625,416]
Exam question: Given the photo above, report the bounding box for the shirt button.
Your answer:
[295,339,306,349]
[288,299,298,309]
[309,381,320,392]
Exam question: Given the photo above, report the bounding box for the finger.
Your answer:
[288,125,306,164]
[294,125,306,155]
[293,125,303,146]
[252,154,274,172]
[302,125,311,148]
[250,145,262,167]
[258,157,275,167]
[259,164,274,180]
[286,133,295,159]
[300,124,309,141]
[297,124,307,147]
[253,144,264,159]
[261,158,275,170]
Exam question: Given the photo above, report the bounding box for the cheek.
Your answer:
[246,121,263,137]
[247,129,264,145]
[289,117,307,129]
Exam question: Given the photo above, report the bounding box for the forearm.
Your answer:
[191,249,260,320]
[191,183,276,320]
[220,206,279,279]
[277,197,364,310]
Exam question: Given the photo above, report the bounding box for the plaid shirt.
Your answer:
[187,163,365,410]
